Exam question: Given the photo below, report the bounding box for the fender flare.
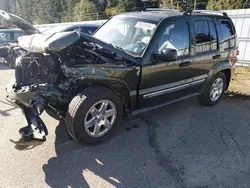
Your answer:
[75,75,135,111]
[201,60,233,93]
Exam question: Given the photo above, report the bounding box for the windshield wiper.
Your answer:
[107,43,125,52]
[107,43,135,57]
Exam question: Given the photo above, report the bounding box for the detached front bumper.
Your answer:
[6,77,72,119]
[6,77,36,108]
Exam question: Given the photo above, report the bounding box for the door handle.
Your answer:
[213,54,221,59]
[179,61,192,67]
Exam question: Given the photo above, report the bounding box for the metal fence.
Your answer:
[225,9,250,66]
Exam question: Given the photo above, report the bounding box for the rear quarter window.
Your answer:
[219,19,236,49]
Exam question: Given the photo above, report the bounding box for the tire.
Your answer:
[197,72,227,106]
[66,86,123,145]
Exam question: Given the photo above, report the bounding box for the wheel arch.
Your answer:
[201,60,233,93]
[220,69,231,90]
[74,77,135,113]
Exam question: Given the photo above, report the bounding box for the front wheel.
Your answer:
[197,72,227,106]
[66,87,123,145]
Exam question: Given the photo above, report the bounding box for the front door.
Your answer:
[139,21,205,108]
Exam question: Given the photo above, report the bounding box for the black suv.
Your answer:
[4,9,238,144]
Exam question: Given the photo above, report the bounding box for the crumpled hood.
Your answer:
[19,30,137,64]
[18,31,80,53]
[0,10,40,35]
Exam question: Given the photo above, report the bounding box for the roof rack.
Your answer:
[145,8,180,12]
[136,7,180,13]
[183,9,228,17]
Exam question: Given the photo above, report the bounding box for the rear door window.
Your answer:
[219,20,235,49]
[195,21,210,44]
[194,20,218,53]
[208,21,218,50]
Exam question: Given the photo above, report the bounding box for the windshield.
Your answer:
[93,17,157,56]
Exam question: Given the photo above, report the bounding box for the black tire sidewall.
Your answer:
[67,87,123,144]
[204,72,227,106]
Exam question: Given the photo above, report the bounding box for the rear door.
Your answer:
[191,17,220,80]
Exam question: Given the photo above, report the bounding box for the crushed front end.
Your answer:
[5,53,75,144]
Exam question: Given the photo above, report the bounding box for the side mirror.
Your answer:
[157,48,177,62]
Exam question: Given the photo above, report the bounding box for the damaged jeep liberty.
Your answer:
[2,9,238,144]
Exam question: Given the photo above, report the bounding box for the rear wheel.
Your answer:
[197,72,226,106]
[66,87,123,145]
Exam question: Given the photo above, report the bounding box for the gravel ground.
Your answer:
[1,63,250,188]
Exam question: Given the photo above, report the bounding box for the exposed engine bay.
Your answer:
[6,30,136,144]
[1,9,151,144]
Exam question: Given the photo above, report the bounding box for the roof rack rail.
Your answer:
[183,9,228,17]
[136,7,180,13]
[145,8,180,12]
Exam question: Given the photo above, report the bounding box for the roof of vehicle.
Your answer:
[0,28,23,32]
[116,11,181,21]
[63,23,101,30]
[0,26,9,29]
[42,23,101,34]
[115,9,229,22]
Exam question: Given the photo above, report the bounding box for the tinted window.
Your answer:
[195,20,218,53]
[220,20,235,49]
[195,21,210,44]
[220,20,234,41]
[157,22,190,57]
[209,21,218,50]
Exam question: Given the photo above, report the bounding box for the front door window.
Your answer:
[157,22,190,57]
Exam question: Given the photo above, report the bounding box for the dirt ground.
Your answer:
[226,66,250,97]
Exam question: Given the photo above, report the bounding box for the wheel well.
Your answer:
[76,81,131,111]
[221,69,231,90]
